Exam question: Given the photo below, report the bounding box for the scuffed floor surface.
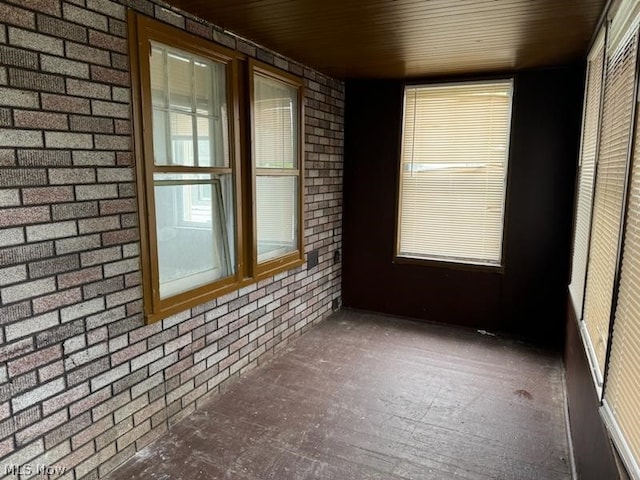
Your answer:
[105,310,571,480]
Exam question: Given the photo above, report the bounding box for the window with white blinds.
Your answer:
[569,30,605,316]
[602,115,640,477]
[397,80,513,266]
[582,25,639,381]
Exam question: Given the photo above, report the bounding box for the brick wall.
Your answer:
[0,0,344,478]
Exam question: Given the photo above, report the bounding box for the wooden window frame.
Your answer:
[129,13,245,323]
[129,14,307,323]
[248,60,305,280]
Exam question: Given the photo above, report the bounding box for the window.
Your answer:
[582,20,638,384]
[130,14,305,322]
[249,61,304,277]
[396,80,513,267]
[131,15,242,321]
[568,29,605,317]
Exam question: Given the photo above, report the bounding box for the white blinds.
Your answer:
[603,113,640,477]
[582,26,639,379]
[570,31,606,316]
[397,80,513,265]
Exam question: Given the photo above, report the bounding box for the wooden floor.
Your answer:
[106,310,572,480]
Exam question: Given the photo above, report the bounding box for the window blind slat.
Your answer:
[398,81,512,265]
[582,27,639,379]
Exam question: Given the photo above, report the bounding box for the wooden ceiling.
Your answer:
[165,0,607,79]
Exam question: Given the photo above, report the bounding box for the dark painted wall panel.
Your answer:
[342,66,584,347]
[564,302,619,480]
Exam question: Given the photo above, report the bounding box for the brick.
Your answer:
[44,412,91,450]
[8,26,64,55]
[80,246,121,266]
[0,441,43,473]
[52,201,99,220]
[90,363,129,391]
[37,15,87,43]
[66,41,111,66]
[64,3,109,31]
[0,227,25,248]
[60,297,104,322]
[29,254,79,278]
[0,205,49,227]
[38,360,64,382]
[0,3,36,29]
[74,184,118,202]
[23,186,74,204]
[102,228,139,246]
[41,54,90,78]
[83,276,124,299]
[45,131,93,149]
[90,65,129,86]
[70,116,115,135]
[0,128,43,147]
[96,167,134,183]
[87,0,125,20]
[0,86,38,108]
[10,68,65,93]
[1,277,55,304]
[7,345,60,378]
[114,119,131,135]
[55,234,101,255]
[12,377,65,412]
[0,45,39,69]
[91,99,130,118]
[78,215,120,233]
[89,387,128,421]
[43,383,88,416]
[99,198,136,215]
[0,338,33,362]
[13,110,68,131]
[0,168,47,187]
[66,77,111,99]
[112,86,130,103]
[73,150,115,166]
[0,264,27,286]
[94,134,131,150]
[57,266,102,290]
[116,420,149,452]
[18,151,70,169]
[88,29,127,53]
[35,318,84,348]
[26,220,77,242]
[106,288,142,310]
[30,440,71,473]
[41,93,91,114]
[16,409,68,448]
[0,149,16,166]
[72,414,112,450]
[154,5,185,29]
[0,242,54,269]
[0,188,20,206]
[48,167,96,184]
[32,288,82,314]
[108,18,127,38]
[186,18,211,39]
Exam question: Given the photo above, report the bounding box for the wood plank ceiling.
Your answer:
[165,0,607,79]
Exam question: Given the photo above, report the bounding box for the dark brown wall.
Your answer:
[564,302,619,479]
[342,66,584,346]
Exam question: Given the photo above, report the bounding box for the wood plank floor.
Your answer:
[106,310,572,480]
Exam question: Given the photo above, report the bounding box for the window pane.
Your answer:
[168,51,192,112]
[254,74,297,169]
[154,173,235,299]
[150,47,166,108]
[398,81,512,265]
[150,42,229,167]
[256,176,298,263]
